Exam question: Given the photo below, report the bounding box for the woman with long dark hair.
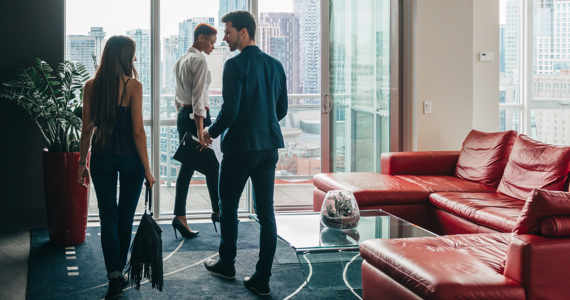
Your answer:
[172,23,221,238]
[77,35,155,300]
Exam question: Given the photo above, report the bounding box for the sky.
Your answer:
[66,0,293,39]
[500,0,506,24]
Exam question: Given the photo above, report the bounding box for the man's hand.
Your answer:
[203,127,213,144]
[197,130,209,151]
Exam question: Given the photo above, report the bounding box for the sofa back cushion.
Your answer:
[513,189,570,235]
[497,135,570,200]
[455,130,517,187]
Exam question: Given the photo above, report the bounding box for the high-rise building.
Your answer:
[66,27,106,78]
[178,17,216,58]
[259,12,302,95]
[504,0,521,81]
[258,23,281,54]
[218,0,247,26]
[270,36,287,64]
[162,35,178,94]
[208,43,232,90]
[126,29,151,95]
[294,0,321,103]
[534,0,554,75]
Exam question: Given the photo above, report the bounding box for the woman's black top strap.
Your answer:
[120,77,131,106]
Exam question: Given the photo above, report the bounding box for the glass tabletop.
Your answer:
[250,209,437,252]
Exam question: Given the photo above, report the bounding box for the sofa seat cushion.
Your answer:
[455,130,517,188]
[430,192,524,233]
[396,175,497,193]
[497,134,570,200]
[313,173,430,205]
[360,233,525,300]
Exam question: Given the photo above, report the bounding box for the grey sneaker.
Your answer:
[204,258,236,279]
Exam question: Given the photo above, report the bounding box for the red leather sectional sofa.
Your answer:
[312,130,570,299]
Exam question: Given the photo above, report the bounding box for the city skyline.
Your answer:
[66,0,294,38]
[65,0,323,179]
[66,3,319,100]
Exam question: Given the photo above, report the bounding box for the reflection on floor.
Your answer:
[87,183,314,215]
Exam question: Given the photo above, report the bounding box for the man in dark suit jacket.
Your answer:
[202,10,288,296]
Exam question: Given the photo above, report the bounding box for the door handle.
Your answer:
[322,93,332,115]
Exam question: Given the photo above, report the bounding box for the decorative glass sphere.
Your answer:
[320,190,360,229]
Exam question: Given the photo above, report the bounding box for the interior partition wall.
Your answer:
[65,0,403,220]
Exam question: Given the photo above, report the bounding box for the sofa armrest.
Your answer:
[504,234,570,300]
[380,151,460,176]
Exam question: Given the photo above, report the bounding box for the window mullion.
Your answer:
[151,0,161,216]
[522,0,533,136]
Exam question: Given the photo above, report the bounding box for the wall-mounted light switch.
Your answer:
[424,101,432,114]
[480,52,494,62]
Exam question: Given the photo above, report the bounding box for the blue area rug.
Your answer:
[28,221,363,299]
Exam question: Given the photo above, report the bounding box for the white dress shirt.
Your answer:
[174,47,211,119]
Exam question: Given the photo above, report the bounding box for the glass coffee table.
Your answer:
[250,209,437,290]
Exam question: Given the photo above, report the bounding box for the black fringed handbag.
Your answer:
[126,186,164,291]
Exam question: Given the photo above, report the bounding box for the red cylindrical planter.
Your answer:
[43,149,90,245]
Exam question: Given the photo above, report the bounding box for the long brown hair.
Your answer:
[90,35,139,146]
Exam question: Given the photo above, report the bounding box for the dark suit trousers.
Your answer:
[218,150,279,282]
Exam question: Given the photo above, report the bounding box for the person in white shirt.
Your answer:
[172,23,220,238]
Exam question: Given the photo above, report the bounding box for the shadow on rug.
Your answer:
[28,221,363,300]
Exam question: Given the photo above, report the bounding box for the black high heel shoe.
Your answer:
[211,212,220,233]
[172,217,199,239]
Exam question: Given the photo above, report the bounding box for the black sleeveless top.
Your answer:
[91,78,138,155]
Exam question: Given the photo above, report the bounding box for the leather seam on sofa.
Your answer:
[527,240,534,298]
[360,246,435,293]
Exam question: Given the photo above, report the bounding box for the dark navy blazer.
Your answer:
[208,45,288,153]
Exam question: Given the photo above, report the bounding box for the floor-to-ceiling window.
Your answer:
[67,0,400,219]
[532,0,570,145]
[67,0,326,218]
[500,0,523,134]
[156,1,248,217]
[257,0,322,207]
[66,0,151,216]
[500,0,570,143]
[328,0,392,173]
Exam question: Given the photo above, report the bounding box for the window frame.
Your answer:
[499,0,532,136]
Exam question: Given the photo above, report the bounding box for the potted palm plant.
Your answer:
[0,58,90,245]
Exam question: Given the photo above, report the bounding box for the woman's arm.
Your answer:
[194,115,208,151]
[130,79,156,188]
[191,58,210,151]
[77,80,94,187]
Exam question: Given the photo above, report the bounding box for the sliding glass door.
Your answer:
[68,0,400,219]
[322,0,395,174]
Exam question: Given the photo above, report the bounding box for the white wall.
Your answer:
[412,0,499,150]
[473,0,500,132]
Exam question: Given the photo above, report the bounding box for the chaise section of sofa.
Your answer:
[360,233,525,300]
[359,189,570,300]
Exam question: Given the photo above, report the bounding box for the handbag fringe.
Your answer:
[126,213,164,291]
